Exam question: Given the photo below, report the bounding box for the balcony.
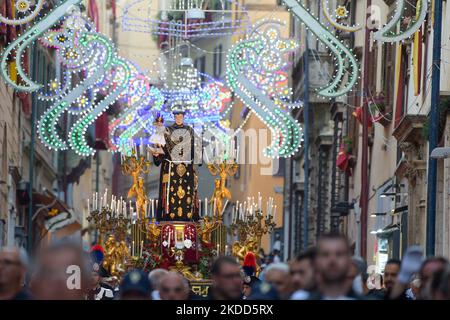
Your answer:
[293,49,334,104]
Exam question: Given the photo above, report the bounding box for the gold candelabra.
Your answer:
[207,159,238,218]
[230,201,277,264]
[87,206,132,241]
[86,207,114,245]
[122,149,151,220]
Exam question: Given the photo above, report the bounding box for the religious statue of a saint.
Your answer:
[152,106,201,221]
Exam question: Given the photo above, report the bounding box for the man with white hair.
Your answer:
[264,262,293,299]
[159,272,190,300]
[148,268,169,300]
[0,246,33,300]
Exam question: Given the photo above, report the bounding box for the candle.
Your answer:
[87,198,90,212]
[204,147,209,164]
[258,192,262,211]
[205,198,208,217]
[273,205,277,221]
[140,240,144,258]
[100,197,103,209]
[216,244,220,257]
[168,230,171,246]
[221,199,229,216]
[145,202,149,218]
[132,241,135,257]
[151,199,155,218]
[213,198,217,217]
[225,245,229,255]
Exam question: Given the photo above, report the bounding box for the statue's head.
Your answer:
[106,235,115,244]
[172,102,186,126]
[214,179,221,188]
[154,113,164,125]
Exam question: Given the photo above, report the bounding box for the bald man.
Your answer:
[264,263,293,299]
[0,246,33,300]
[159,272,190,300]
[31,242,90,300]
[149,268,169,300]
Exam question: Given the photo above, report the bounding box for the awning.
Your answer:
[32,190,81,235]
[376,223,400,238]
[32,191,69,220]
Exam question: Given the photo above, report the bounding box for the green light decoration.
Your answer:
[282,0,359,98]
[0,0,45,25]
[38,25,114,151]
[108,67,152,146]
[0,0,82,92]
[115,87,165,155]
[321,0,362,32]
[226,20,303,158]
[68,41,131,157]
[373,0,428,43]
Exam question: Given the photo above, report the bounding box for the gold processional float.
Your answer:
[87,145,277,294]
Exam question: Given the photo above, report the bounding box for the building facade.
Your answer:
[285,0,450,268]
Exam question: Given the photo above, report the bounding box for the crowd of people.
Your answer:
[1,233,450,300]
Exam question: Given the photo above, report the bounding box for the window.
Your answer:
[194,56,206,82]
[213,44,222,78]
[273,158,286,176]
[1,125,6,183]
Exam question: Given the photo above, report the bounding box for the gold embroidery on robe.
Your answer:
[177,207,183,217]
[177,185,185,199]
[176,164,187,177]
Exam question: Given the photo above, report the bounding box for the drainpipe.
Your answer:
[426,0,443,256]
[360,0,372,261]
[303,29,310,250]
[27,44,38,254]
